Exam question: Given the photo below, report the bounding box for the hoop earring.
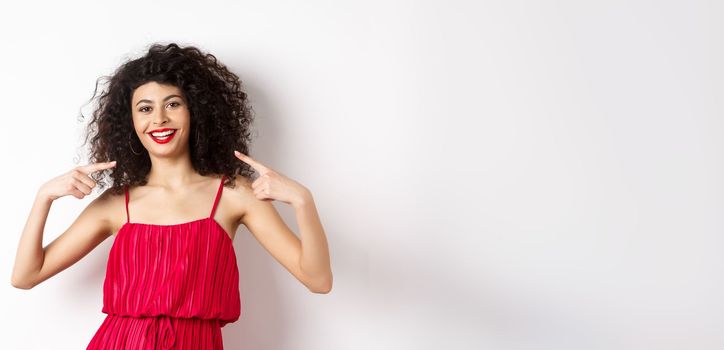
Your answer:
[129,139,143,155]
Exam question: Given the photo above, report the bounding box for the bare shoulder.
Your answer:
[91,187,128,236]
[228,175,260,203]
[229,175,283,229]
[225,175,256,225]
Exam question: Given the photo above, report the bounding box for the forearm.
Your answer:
[11,191,52,289]
[293,191,332,291]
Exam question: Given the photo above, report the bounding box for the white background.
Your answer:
[1,0,722,349]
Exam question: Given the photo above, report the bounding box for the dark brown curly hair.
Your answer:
[78,42,256,195]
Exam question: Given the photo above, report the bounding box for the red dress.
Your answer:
[87,175,241,349]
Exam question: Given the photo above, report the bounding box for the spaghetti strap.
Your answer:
[124,185,130,223]
[209,175,225,219]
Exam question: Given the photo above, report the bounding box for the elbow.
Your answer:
[11,269,37,290]
[315,283,332,294]
[308,274,333,294]
[11,276,35,290]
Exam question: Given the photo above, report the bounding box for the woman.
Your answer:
[11,42,333,349]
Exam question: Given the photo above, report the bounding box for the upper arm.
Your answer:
[32,189,116,287]
[235,177,308,287]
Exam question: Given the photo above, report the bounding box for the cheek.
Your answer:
[179,114,192,129]
[131,118,147,137]
[181,109,191,123]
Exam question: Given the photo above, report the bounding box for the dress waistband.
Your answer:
[144,315,176,349]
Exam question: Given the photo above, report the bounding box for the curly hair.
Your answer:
[78,42,256,195]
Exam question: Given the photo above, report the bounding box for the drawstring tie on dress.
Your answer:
[144,315,176,349]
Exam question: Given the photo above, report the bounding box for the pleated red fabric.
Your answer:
[87,175,241,349]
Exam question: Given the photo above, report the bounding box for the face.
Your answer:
[130,81,191,157]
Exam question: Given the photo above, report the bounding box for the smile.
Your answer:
[148,129,177,144]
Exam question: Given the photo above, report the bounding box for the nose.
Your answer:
[152,108,170,125]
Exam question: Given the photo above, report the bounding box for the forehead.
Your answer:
[132,81,183,101]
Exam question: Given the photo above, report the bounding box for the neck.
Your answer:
[146,152,200,189]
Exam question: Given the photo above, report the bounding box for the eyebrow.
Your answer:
[135,94,183,106]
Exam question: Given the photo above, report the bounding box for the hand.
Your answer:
[39,161,117,201]
[234,151,310,206]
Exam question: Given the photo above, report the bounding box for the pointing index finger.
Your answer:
[78,161,117,175]
[234,151,268,174]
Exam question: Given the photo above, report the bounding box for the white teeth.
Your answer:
[151,130,175,137]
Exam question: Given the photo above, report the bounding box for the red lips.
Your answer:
[148,128,177,144]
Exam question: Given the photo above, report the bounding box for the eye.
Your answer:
[168,101,181,108]
[139,106,151,113]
